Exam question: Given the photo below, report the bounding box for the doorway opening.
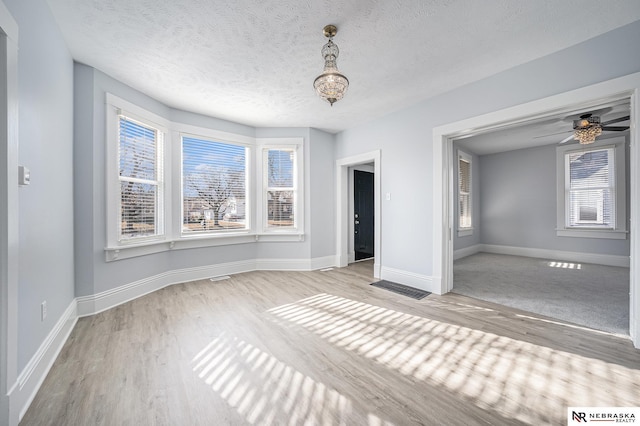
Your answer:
[432,74,640,346]
[336,150,381,279]
[352,167,374,262]
[449,100,631,335]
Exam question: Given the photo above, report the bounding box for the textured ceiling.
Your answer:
[46,0,640,133]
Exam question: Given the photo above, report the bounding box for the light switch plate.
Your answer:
[18,165,30,185]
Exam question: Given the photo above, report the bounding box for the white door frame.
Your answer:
[336,150,381,278]
[0,3,20,425]
[432,72,640,348]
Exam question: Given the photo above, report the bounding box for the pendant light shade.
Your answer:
[314,25,349,106]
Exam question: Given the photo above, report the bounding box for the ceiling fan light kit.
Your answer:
[574,125,602,144]
[565,113,630,145]
[314,25,349,106]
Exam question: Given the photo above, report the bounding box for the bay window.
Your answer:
[106,94,305,260]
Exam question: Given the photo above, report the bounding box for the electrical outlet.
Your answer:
[41,301,47,321]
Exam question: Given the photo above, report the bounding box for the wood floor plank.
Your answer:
[20,261,640,425]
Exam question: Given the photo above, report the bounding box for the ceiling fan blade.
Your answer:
[559,134,575,144]
[601,126,629,131]
[601,115,630,126]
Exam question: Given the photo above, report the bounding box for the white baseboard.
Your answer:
[256,255,338,271]
[15,299,78,421]
[373,262,381,279]
[453,244,482,261]
[310,255,339,271]
[77,256,340,317]
[76,260,257,317]
[380,266,435,293]
[17,254,340,421]
[481,244,630,268]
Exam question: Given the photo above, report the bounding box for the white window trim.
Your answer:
[556,136,627,239]
[105,93,171,251]
[105,95,306,262]
[256,138,305,238]
[457,150,473,237]
[178,131,253,239]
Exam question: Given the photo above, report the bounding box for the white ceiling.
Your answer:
[46,0,640,133]
[455,98,632,156]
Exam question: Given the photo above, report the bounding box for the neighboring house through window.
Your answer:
[556,136,627,239]
[257,139,304,235]
[182,135,249,235]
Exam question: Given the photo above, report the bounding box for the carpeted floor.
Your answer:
[453,252,630,335]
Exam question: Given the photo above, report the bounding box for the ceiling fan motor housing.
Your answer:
[574,114,600,129]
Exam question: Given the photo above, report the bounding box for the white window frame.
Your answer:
[457,150,473,237]
[556,136,627,239]
[105,94,170,252]
[179,132,252,238]
[256,138,304,240]
[105,95,306,261]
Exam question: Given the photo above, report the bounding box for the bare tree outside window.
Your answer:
[119,116,160,239]
[182,137,247,233]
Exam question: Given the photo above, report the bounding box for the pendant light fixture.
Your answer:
[313,25,349,106]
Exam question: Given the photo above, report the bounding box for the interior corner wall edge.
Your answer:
[4,0,76,388]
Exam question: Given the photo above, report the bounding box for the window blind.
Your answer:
[458,157,471,229]
[118,116,162,240]
[265,149,296,228]
[182,136,248,234]
[566,147,615,228]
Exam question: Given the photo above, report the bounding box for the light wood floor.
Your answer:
[21,261,640,425]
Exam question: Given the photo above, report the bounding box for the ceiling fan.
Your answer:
[559,112,630,145]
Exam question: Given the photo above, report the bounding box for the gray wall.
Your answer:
[478,141,630,256]
[480,145,556,250]
[3,0,75,371]
[308,128,336,259]
[7,0,640,398]
[336,20,640,278]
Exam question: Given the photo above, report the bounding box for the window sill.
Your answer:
[105,232,305,261]
[556,228,628,240]
[256,233,305,242]
[458,228,474,237]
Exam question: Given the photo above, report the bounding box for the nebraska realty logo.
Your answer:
[568,407,639,424]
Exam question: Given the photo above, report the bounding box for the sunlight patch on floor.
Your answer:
[548,260,582,269]
[267,293,640,425]
[192,333,396,426]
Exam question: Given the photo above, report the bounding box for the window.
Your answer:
[181,136,249,235]
[556,137,627,239]
[258,139,304,235]
[118,116,164,241]
[266,149,296,229]
[106,94,306,261]
[458,150,472,236]
[566,147,614,228]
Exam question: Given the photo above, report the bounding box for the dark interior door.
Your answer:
[354,170,374,261]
